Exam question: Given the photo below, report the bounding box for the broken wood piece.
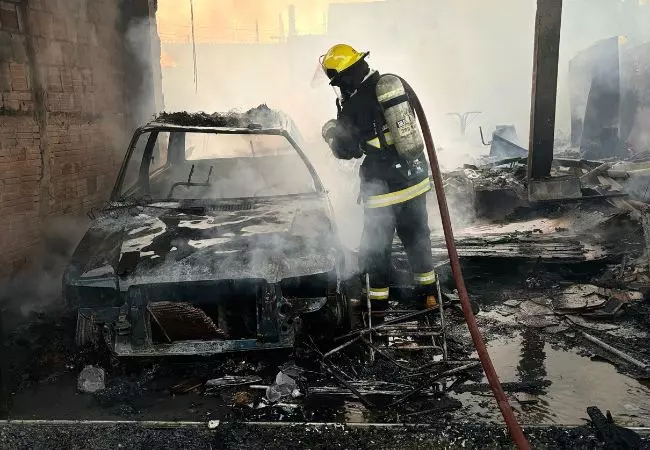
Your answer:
[554,284,607,312]
[309,381,412,398]
[389,345,442,351]
[581,332,650,371]
[205,375,263,391]
[323,336,361,358]
[361,338,412,371]
[596,175,641,221]
[371,310,424,315]
[402,361,481,379]
[248,385,269,391]
[452,380,551,394]
[519,299,554,316]
[580,162,612,185]
[554,158,604,169]
[321,364,375,409]
[169,379,203,394]
[375,331,442,338]
[581,298,624,319]
[514,392,539,405]
[306,339,376,409]
[565,315,620,331]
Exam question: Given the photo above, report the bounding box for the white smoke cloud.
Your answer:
[156,0,649,251]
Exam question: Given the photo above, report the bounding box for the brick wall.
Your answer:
[0,0,159,279]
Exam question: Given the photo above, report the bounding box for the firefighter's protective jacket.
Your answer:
[327,71,431,208]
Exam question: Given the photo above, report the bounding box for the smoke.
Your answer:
[0,217,90,316]
[156,0,650,251]
[156,0,535,245]
[124,15,162,127]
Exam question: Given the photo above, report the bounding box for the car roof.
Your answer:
[145,105,305,145]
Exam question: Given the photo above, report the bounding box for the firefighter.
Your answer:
[319,44,438,316]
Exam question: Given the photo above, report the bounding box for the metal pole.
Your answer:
[527,0,563,180]
[582,332,650,370]
[365,273,375,363]
[436,278,448,361]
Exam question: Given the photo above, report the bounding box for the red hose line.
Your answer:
[400,78,531,450]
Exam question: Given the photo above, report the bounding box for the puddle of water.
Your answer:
[458,331,650,426]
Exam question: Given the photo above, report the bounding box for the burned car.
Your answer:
[64,106,349,356]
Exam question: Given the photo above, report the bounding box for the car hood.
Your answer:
[67,196,338,291]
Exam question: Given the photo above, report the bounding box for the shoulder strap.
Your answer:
[373,77,391,150]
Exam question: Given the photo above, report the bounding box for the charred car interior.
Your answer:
[63,107,350,357]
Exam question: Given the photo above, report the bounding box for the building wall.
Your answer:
[0,0,159,279]
[625,42,650,152]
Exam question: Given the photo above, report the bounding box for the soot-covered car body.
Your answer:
[63,106,348,356]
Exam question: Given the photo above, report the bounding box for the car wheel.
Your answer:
[327,284,352,332]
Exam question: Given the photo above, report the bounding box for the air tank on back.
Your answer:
[376,74,424,161]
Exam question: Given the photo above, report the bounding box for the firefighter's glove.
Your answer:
[322,119,338,145]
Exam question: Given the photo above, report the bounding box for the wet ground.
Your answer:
[460,330,650,426]
[3,266,650,448]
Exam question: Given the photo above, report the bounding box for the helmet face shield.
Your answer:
[310,55,330,88]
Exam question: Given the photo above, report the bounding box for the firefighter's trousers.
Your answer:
[359,192,436,311]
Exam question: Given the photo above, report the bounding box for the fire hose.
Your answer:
[396,76,531,450]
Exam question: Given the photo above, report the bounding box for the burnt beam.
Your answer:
[528,0,563,180]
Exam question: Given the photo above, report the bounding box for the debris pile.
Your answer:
[154,104,285,129]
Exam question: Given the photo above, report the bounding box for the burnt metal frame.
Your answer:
[88,118,341,356]
[112,280,296,357]
[110,123,326,201]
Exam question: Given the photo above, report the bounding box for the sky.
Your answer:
[156,0,381,43]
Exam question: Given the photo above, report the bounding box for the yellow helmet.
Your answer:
[320,44,369,82]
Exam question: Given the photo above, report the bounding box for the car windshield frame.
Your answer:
[110,123,326,203]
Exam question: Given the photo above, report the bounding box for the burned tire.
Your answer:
[299,285,351,341]
[328,286,352,333]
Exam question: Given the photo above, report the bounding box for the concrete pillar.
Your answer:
[527,0,563,180]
